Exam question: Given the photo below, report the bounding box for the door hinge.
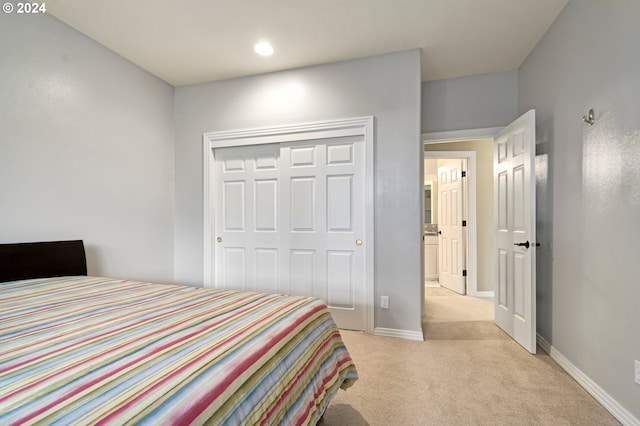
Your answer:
[462,269,467,277]
[461,171,466,177]
[462,220,467,227]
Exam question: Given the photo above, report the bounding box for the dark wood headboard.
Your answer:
[0,240,87,283]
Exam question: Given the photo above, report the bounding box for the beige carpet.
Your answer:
[321,287,619,425]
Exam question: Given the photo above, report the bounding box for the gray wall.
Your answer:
[422,71,518,133]
[174,50,423,333]
[0,14,175,283]
[519,0,640,417]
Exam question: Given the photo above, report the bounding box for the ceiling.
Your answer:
[46,0,569,87]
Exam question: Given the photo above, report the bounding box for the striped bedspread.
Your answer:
[0,276,357,425]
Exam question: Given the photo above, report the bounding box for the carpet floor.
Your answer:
[321,287,619,425]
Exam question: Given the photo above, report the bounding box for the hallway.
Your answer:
[422,286,498,341]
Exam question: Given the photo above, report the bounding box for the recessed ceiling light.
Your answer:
[254,42,274,56]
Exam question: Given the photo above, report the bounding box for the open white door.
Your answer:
[494,110,536,354]
[438,159,466,295]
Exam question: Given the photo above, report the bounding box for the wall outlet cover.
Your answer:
[381,295,389,309]
[635,360,640,385]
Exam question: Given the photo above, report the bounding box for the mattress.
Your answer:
[0,276,357,425]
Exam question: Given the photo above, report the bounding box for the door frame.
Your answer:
[422,126,503,297]
[423,150,477,296]
[203,116,375,334]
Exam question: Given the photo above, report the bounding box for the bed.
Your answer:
[0,240,357,425]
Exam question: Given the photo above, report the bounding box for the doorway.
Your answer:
[423,139,495,320]
[424,156,469,294]
[424,147,494,298]
[422,112,537,353]
[424,148,478,297]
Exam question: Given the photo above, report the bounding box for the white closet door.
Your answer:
[214,136,366,331]
[214,145,281,293]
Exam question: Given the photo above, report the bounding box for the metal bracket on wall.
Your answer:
[582,108,595,126]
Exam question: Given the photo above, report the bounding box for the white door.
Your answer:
[438,159,466,294]
[494,110,536,354]
[214,137,366,331]
[214,144,281,293]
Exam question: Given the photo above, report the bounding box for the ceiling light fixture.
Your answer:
[254,42,274,56]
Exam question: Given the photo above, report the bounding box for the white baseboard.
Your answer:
[537,333,639,426]
[536,333,551,354]
[374,327,424,342]
[474,291,494,298]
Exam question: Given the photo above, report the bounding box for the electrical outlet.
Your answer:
[381,295,389,309]
[635,360,640,385]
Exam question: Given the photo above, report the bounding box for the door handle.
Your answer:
[513,241,540,249]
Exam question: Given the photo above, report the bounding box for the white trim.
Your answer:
[203,116,375,335]
[205,117,372,148]
[423,151,478,297]
[422,127,503,143]
[475,291,494,298]
[374,327,424,342]
[537,334,640,426]
[202,135,214,288]
[536,333,551,354]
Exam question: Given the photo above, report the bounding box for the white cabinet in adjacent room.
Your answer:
[424,235,438,281]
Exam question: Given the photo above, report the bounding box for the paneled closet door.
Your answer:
[214,144,281,294]
[214,136,366,331]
